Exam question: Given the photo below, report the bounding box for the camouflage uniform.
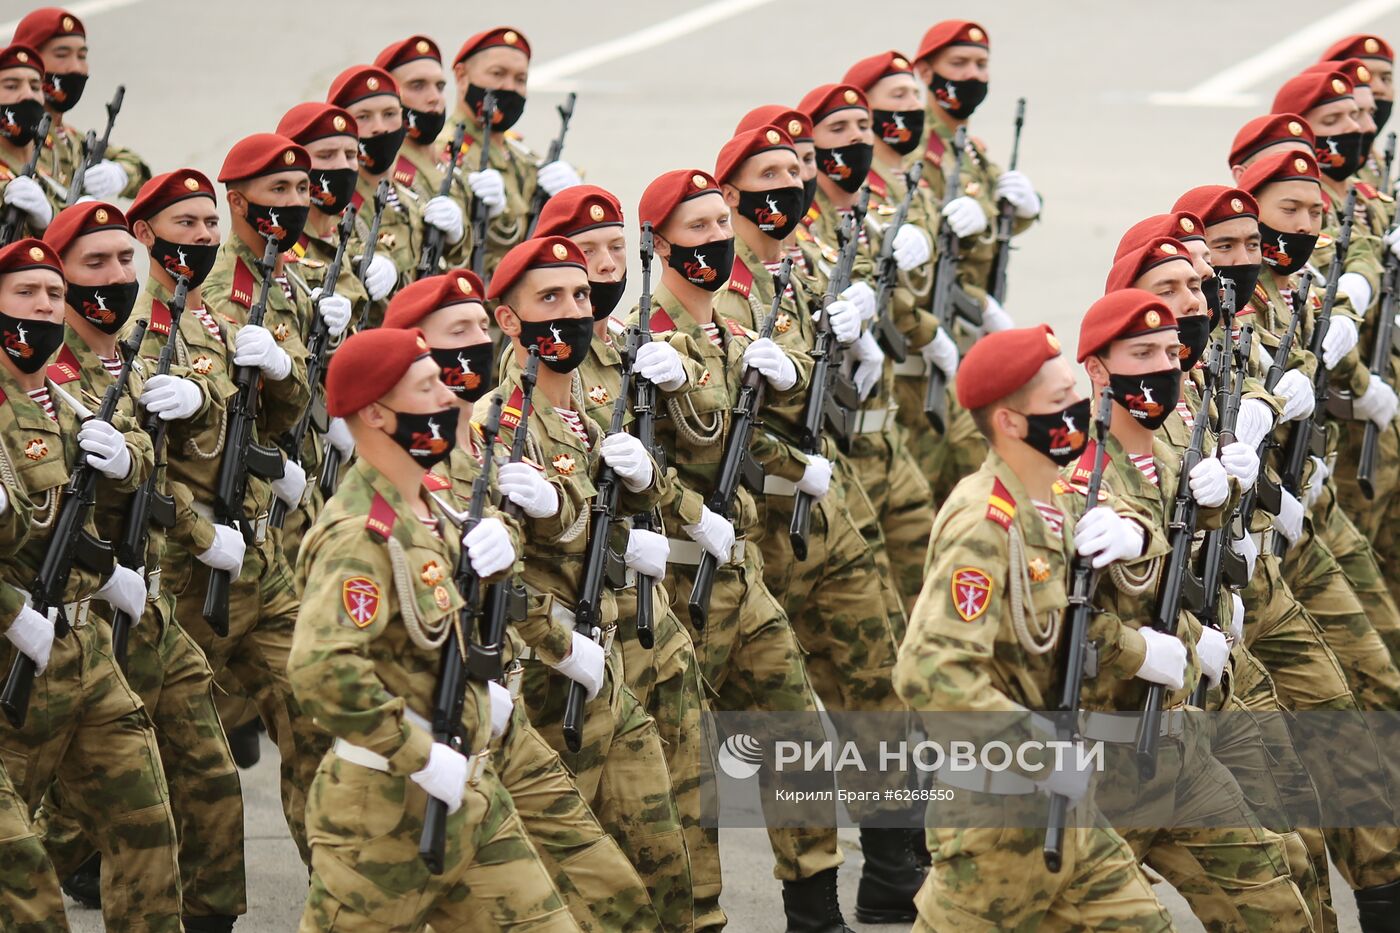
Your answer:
[0,144,63,236]
[440,112,542,277]
[393,142,476,277]
[38,121,149,202]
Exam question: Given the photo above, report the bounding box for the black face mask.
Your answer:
[0,311,64,374]
[465,84,526,132]
[67,280,139,335]
[1177,315,1211,371]
[242,200,309,253]
[667,237,734,291]
[929,74,989,120]
[404,106,447,145]
[589,275,627,320]
[1375,98,1394,136]
[431,342,494,402]
[801,176,818,215]
[815,142,873,194]
[1213,263,1261,324]
[1257,222,1318,274]
[42,72,86,112]
[358,128,407,175]
[518,316,592,373]
[0,98,46,145]
[872,108,925,155]
[1020,397,1091,465]
[387,406,458,468]
[1314,132,1366,181]
[150,238,219,289]
[737,186,804,240]
[1108,369,1180,430]
[309,167,358,215]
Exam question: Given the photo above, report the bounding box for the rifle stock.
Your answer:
[987,98,1026,305]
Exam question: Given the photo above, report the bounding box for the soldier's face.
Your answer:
[40,36,87,76]
[1354,86,1379,135]
[496,267,592,336]
[421,301,490,350]
[235,170,311,211]
[1256,181,1325,235]
[572,227,626,283]
[865,73,922,112]
[917,47,989,84]
[374,356,456,417]
[813,109,874,148]
[349,94,404,138]
[656,194,731,258]
[1206,217,1261,267]
[1134,260,1203,320]
[0,68,43,107]
[0,270,65,321]
[64,229,136,287]
[1183,239,1214,281]
[138,199,221,248]
[394,59,447,114]
[1365,59,1394,101]
[1305,98,1363,137]
[795,141,817,182]
[306,136,359,172]
[1008,357,1080,424]
[724,150,802,206]
[1094,333,1182,383]
[457,47,529,95]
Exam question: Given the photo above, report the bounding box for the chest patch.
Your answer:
[24,437,47,460]
[587,384,609,405]
[342,576,382,628]
[552,452,577,475]
[1028,557,1051,583]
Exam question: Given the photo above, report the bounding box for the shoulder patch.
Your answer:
[422,471,451,491]
[342,576,382,628]
[951,567,993,622]
[230,259,255,309]
[393,154,418,188]
[986,477,1015,529]
[925,131,946,165]
[500,386,525,430]
[866,171,889,199]
[365,492,397,540]
[47,345,82,384]
[148,300,171,336]
[1316,232,1334,249]
[727,257,754,298]
[1068,441,1098,490]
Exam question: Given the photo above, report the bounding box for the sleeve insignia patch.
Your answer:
[342,577,381,628]
[951,567,993,622]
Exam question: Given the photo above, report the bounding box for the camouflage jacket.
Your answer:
[393,141,475,276]
[439,112,542,277]
[38,119,149,202]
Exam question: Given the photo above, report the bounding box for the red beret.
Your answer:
[0,237,63,279]
[218,134,309,184]
[1172,186,1258,227]
[488,236,587,302]
[1078,289,1177,362]
[375,35,441,71]
[915,19,989,63]
[798,84,869,125]
[736,105,812,143]
[327,328,432,417]
[1273,70,1353,116]
[1229,113,1314,167]
[43,201,127,257]
[638,169,722,231]
[1105,237,1193,293]
[0,44,42,75]
[12,8,83,49]
[535,184,623,238]
[328,65,398,109]
[277,102,358,146]
[842,50,918,94]
[1114,212,1204,261]
[454,26,531,65]
[1303,57,1372,89]
[128,169,216,225]
[714,124,796,186]
[384,270,485,330]
[1239,149,1322,196]
[1322,34,1394,64]
[956,324,1062,410]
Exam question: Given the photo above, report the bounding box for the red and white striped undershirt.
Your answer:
[26,387,56,421]
[761,259,796,301]
[98,354,123,379]
[1130,453,1159,486]
[555,407,593,451]
[699,321,723,347]
[418,514,441,538]
[190,305,224,343]
[274,275,294,302]
[1031,499,1065,536]
[1175,397,1195,430]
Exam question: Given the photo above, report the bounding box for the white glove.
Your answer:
[994,169,1041,219]
[1273,369,1315,422]
[1134,627,1188,690]
[1305,456,1329,509]
[82,159,128,200]
[552,631,605,701]
[537,160,582,197]
[423,195,465,245]
[682,505,735,562]
[0,483,6,516]
[941,195,987,238]
[1338,271,1374,315]
[1218,442,1258,489]
[921,328,959,378]
[233,324,292,380]
[851,330,885,400]
[1273,489,1304,546]
[1073,506,1145,569]
[96,564,146,621]
[1322,315,1359,370]
[464,516,516,578]
[271,458,307,509]
[1230,533,1258,579]
[742,337,797,391]
[361,252,397,301]
[981,294,1015,332]
[796,454,832,499]
[325,416,355,459]
[139,373,202,422]
[634,340,687,391]
[1188,457,1229,508]
[1196,626,1230,689]
[410,742,468,813]
[599,432,653,492]
[78,418,132,479]
[5,603,53,674]
[823,298,861,344]
[488,680,513,740]
[1229,593,1246,644]
[1234,398,1275,448]
[1386,225,1400,259]
[1035,745,1094,804]
[625,528,669,577]
[840,281,877,322]
[196,524,246,575]
[1353,378,1399,429]
[310,289,352,338]
[468,168,506,219]
[498,462,559,518]
[892,223,932,271]
[3,175,52,229]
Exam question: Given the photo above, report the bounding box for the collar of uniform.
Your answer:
[355,171,405,211]
[984,448,1064,551]
[356,455,461,558]
[493,353,595,457]
[588,330,621,369]
[648,283,731,364]
[57,331,106,391]
[0,361,53,429]
[1101,431,1163,512]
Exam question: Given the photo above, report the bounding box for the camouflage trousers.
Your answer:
[300,753,578,931]
[0,620,181,933]
[1315,483,1400,670]
[1331,415,1400,650]
[36,592,245,920]
[893,377,986,510]
[168,536,329,862]
[665,546,843,883]
[0,757,67,933]
[493,700,660,931]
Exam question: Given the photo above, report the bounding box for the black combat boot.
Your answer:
[1356,880,1400,933]
[782,866,855,933]
[61,852,101,910]
[227,719,262,769]
[855,826,927,923]
[183,914,237,932]
[907,826,931,868]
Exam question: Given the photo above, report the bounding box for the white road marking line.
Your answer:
[0,0,150,35]
[530,0,780,90]
[1150,0,1400,107]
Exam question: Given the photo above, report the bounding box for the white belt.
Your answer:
[763,475,797,497]
[1080,708,1187,744]
[850,407,894,434]
[894,356,929,378]
[515,597,617,660]
[146,567,161,602]
[935,764,1036,796]
[64,598,91,629]
[333,708,488,782]
[666,536,745,566]
[190,502,269,546]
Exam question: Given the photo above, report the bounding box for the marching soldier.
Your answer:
[0,43,59,235]
[1321,34,1397,223]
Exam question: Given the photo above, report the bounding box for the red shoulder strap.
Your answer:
[925,131,946,165]
[230,258,255,309]
[422,471,451,491]
[365,493,397,540]
[867,171,889,199]
[649,306,676,333]
[727,257,754,298]
[148,299,171,336]
[500,386,525,431]
[46,345,82,384]
[393,154,418,188]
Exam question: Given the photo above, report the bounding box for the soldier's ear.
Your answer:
[1083,354,1108,386]
[225,189,247,219]
[360,402,390,431]
[495,304,521,337]
[652,233,671,264]
[131,219,154,250]
[993,406,1025,442]
[720,184,741,209]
